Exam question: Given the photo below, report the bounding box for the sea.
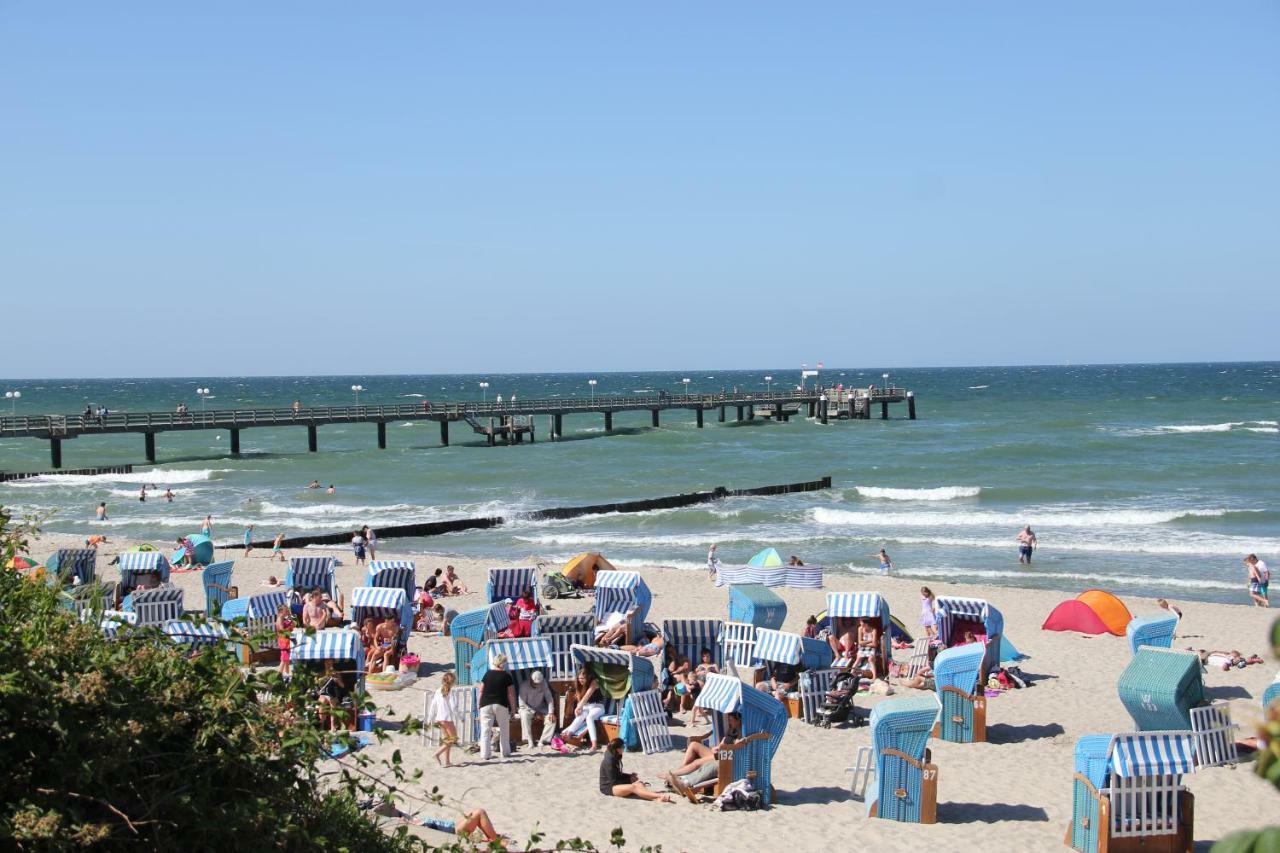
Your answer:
[1,363,1277,605]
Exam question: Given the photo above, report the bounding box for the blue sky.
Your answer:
[2,3,1277,378]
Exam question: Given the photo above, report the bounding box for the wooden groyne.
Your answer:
[0,464,134,483]
[0,385,915,469]
[265,476,832,550]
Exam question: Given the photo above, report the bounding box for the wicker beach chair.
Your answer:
[932,642,987,743]
[285,556,337,597]
[848,694,941,823]
[663,618,725,670]
[450,601,510,686]
[533,613,595,681]
[162,619,230,649]
[350,586,413,652]
[1117,648,1204,731]
[593,571,652,645]
[1125,613,1179,655]
[48,548,97,586]
[486,566,540,606]
[290,628,366,728]
[728,584,787,630]
[568,644,660,751]
[825,591,894,680]
[366,560,417,603]
[201,560,235,617]
[118,551,172,598]
[689,673,788,805]
[128,586,185,627]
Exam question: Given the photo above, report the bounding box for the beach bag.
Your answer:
[714,779,763,811]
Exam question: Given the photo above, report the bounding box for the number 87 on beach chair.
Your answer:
[848,695,941,823]
[1066,731,1195,853]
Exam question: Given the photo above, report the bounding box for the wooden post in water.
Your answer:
[230,429,240,454]
[440,420,449,446]
[696,408,704,428]
[604,412,613,432]
[748,405,755,421]
[651,409,659,428]
[553,413,563,437]
[144,432,156,463]
[808,401,816,418]
[775,404,784,421]
[719,406,726,422]
[377,421,386,449]
[908,392,916,420]
[736,406,744,422]
[50,438,62,469]
[820,401,828,424]
[880,401,889,420]
[307,424,318,452]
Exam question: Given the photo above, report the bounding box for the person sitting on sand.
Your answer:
[803,614,818,639]
[600,738,674,803]
[660,714,743,799]
[261,575,282,588]
[441,565,470,595]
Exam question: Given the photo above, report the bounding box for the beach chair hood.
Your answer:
[593,571,652,639]
[350,586,412,645]
[487,566,540,606]
[163,619,230,647]
[1126,613,1178,655]
[694,673,788,759]
[753,627,803,666]
[569,644,657,697]
[291,627,365,682]
[366,560,417,602]
[729,583,787,630]
[286,556,337,597]
[662,618,724,669]
[118,551,172,588]
[1117,648,1204,731]
[201,560,235,616]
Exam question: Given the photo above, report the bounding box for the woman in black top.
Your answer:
[599,738,673,802]
[478,654,517,760]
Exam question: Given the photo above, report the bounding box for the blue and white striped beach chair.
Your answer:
[367,560,417,603]
[291,627,366,698]
[1126,613,1179,655]
[201,560,235,617]
[451,601,511,686]
[1068,731,1196,852]
[48,548,97,586]
[350,586,413,648]
[593,570,652,644]
[663,618,724,670]
[570,644,660,750]
[849,694,941,823]
[533,613,596,680]
[163,619,231,649]
[826,591,893,677]
[98,609,137,640]
[126,586,185,627]
[487,566,540,606]
[932,642,987,743]
[118,551,172,596]
[935,596,1005,685]
[221,590,288,660]
[691,672,788,804]
[754,627,806,716]
[286,556,337,597]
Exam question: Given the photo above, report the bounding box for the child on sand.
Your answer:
[275,604,294,677]
[431,672,460,767]
[920,587,937,639]
[271,533,285,562]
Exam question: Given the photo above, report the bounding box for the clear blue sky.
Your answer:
[2,3,1277,378]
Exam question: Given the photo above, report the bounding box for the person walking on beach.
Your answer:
[1247,554,1270,607]
[920,587,937,639]
[1017,525,1037,564]
[431,672,460,767]
[363,525,378,561]
[243,524,254,557]
[271,532,286,562]
[95,502,107,521]
[478,655,517,760]
[706,544,720,580]
[351,530,367,567]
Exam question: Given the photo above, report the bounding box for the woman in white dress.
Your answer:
[431,672,460,767]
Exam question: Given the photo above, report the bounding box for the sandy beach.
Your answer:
[39,530,1280,851]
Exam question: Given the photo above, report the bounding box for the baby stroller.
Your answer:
[816,668,865,728]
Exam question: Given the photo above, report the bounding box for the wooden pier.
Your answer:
[0,387,916,469]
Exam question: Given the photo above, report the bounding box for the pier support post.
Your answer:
[554,414,563,437]
[696,408,704,428]
[230,429,240,455]
[808,402,816,418]
[881,401,889,420]
[651,409,659,428]
[908,392,916,420]
[820,403,828,425]
[736,406,744,422]
[604,412,613,432]
[440,420,450,446]
[144,432,156,464]
[748,405,755,421]
[50,438,62,469]
[377,421,386,450]
[307,424,317,452]
[775,404,784,421]
[718,406,726,423]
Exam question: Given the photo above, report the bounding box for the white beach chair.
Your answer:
[630,689,673,754]
[1190,702,1239,769]
[720,621,756,669]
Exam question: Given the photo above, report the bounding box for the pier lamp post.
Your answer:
[588,379,597,403]
[682,377,690,398]
[882,373,890,393]
[4,390,19,417]
[765,375,773,394]
[196,387,210,415]
[479,381,490,404]
[351,384,364,406]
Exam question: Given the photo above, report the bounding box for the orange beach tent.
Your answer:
[1074,589,1132,636]
[1042,588,1133,636]
[561,552,616,590]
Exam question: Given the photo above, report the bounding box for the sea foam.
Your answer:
[854,486,981,501]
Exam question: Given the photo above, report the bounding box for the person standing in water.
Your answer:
[870,548,893,575]
[1017,525,1037,564]
[201,515,213,539]
[139,487,147,503]
[95,502,107,521]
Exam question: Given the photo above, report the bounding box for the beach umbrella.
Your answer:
[6,556,42,572]
[747,547,784,568]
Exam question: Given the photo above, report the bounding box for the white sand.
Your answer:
[38,531,1280,851]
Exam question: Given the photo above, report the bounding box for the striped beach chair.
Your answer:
[532,613,596,680]
[932,642,987,743]
[799,667,839,725]
[285,556,337,597]
[934,596,1005,685]
[291,627,366,697]
[1126,613,1179,655]
[728,584,787,630]
[366,560,417,603]
[451,601,511,686]
[97,609,137,640]
[754,627,806,716]
[849,695,941,823]
[1264,672,1280,713]
[825,591,893,678]
[201,560,235,617]
[220,589,289,659]
[1117,647,1205,731]
[48,548,97,586]
[569,644,659,751]
[691,673,788,804]
[487,566,540,606]
[593,570,652,644]
[1067,731,1196,853]
[720,621,756,669]
[118,551,172,596]
[1189,703,1239,769]
[350,586,413,648]
[163,619,230,649]
[663,618,724,670]
[127,586,185,627]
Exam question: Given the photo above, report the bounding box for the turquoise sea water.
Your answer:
[1,364,1277,605]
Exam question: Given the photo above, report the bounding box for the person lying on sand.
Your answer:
[1194,649,1263,670]
[416,807,508,848]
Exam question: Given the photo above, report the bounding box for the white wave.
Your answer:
[1113,420,1279,437]
[2,469,221,488]
[885,532,1280,557]
[107,488,204,498]
[886,565,1240,592]
[810,506,1230,529]
[855,486,981,501]
[401,393,425,398]
[1247,427,1279,434]
[968,385,989,390]
[1157,422,1238,433]
[257,501,430,518]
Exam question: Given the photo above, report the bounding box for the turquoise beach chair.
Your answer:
[569,644,660,751]
[932,642,987,743]
[201,560,235,617]
[1067,731,1195,852]
[691,672,788,804]
[1117,647,1204,731]
[451,601,510,686]
[728,584,786,630]
[1125,613,1178,655]
[849,695,941,823]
